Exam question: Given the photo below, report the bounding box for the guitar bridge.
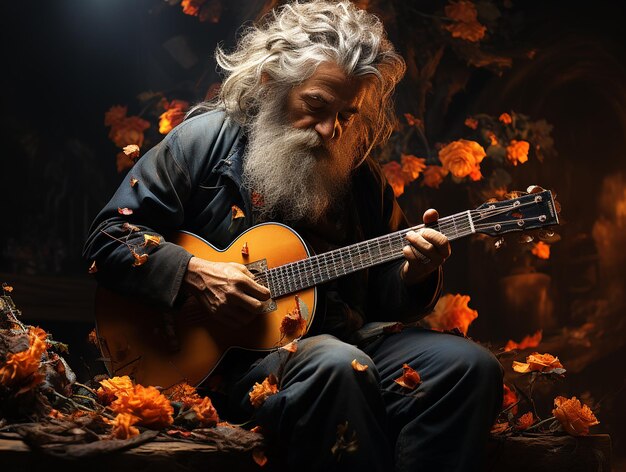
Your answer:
[246,258,277,314]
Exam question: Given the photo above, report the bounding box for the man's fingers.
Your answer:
[405,230,450,261]
[422,208,439,225]
[420,229,451,259]
[233,264,272,300]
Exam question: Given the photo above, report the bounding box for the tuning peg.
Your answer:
[527,185,545,194]
[519,234,534,244]
[494,237,505,249]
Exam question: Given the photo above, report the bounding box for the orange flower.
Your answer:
[97,375,134,405]
[421,165,449,189]
[506,140,530,166]
[108,116,150,148]
[158,99,189,134]
[499,113,512,124]
[552,396,599,436]
[192,396,219,426]
[531,241,550,259]
[512,352,563,373]
[394,364,421,389]
[181,0,206,16]
[468,166,483,182]
[249,374,279,408]
[443,1,486,43]
[107,412,140,439]
[403,112,423,129]
[464,117,478,129]
[438,140,486,179]
[400,154,427,182]
[502,384,518,415]
[109,384,174,429]
[516,412,535,430]
[382,161,406,197]
[280,296,307,338]
[424,293,478,335]
[486,131,498,146]
[504,330,542,352]
[104,105,128,126]
[444,20,487,42]
[167,382,202,407]
[0,326,47,393]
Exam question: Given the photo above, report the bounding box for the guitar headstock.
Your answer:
[473,187,560,237]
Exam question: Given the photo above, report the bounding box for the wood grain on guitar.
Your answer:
[94,188,560,389]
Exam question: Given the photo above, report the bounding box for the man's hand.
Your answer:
[401,209,451,286]
[183,256,271,328]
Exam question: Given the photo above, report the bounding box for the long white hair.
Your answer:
[189,0,406,155]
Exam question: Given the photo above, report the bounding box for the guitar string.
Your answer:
[262,200,542,282]
[255,202,548,294]
[257,213,546,294]
[261,197,546,288]
[256,203,549,295]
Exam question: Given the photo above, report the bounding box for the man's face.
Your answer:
[285,61,368,171]
[242,61,370,223]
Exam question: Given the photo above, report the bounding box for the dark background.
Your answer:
[1,0,625,467]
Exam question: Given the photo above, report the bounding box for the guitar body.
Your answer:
[95,223,316,389]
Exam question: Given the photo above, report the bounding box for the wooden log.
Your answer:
[0,432,611,471]
[486,434,612,472]
[0,433,272,472]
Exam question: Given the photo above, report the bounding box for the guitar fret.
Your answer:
[348,246,356,273]
[286,264,296,294]
[279,266,287,295]
[330,251,339,278]
[314,256,321,284]
[395,233,405,254]
[265,269,274,297]
[467,210,475,233]
[374,238,382,263]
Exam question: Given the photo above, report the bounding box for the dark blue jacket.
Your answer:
[83,109,442,340]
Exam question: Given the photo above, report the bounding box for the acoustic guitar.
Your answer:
[94,189,559,389]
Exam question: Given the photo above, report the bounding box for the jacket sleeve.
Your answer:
[364,160,443,322]
[82,116,217,309]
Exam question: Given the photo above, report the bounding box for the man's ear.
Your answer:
[261,72,271,84]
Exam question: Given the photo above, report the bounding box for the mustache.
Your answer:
[276,125,322,150]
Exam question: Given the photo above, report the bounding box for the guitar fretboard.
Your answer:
[263,210,476,298]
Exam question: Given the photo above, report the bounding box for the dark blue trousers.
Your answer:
[224,328,503,471]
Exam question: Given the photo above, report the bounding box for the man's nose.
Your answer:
[314,113,342,142]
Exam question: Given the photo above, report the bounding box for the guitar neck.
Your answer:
[265,210,476,298]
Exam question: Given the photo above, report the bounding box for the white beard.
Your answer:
[242,90,358,224]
